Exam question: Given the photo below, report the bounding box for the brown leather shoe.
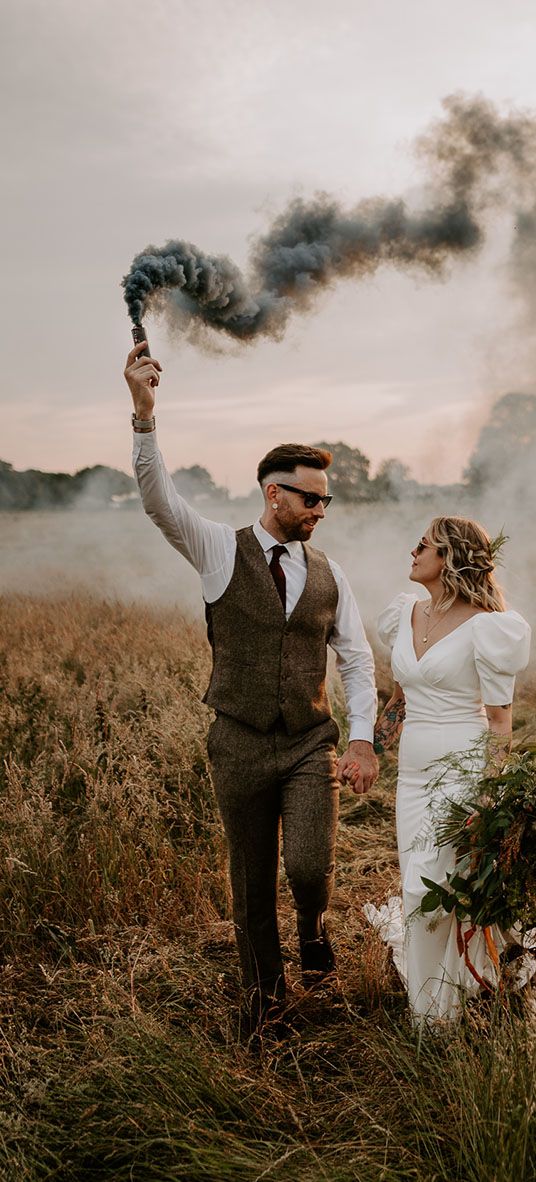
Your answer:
[300,926,336,988]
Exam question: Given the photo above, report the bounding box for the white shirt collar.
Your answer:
[252,519,303,558]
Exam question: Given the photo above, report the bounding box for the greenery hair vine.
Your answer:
[489,528,508,566]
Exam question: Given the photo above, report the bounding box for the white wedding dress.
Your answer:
[364,593,532,1023]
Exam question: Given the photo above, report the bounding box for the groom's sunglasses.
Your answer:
[276,483,333,510]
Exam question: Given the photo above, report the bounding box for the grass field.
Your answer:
[0,593,534,1181]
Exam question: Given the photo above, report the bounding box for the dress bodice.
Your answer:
[378,593,531,726]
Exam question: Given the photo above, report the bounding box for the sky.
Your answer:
[3,0,536,495]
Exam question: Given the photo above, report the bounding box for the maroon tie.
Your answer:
[269,544,287,611]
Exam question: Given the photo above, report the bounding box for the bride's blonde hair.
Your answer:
[428,516,505,612]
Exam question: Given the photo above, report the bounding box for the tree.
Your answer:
[464,393,536,490]
[371,458,413,501]
[315,441,371,502]
[171,465,229,502]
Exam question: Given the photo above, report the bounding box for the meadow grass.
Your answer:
[0,593,534,1181]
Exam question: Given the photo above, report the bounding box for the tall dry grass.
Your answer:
[0,593,534,1181]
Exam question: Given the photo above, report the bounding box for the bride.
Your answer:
[363,516,531,1023]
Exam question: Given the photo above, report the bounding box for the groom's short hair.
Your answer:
[257,444,332,486]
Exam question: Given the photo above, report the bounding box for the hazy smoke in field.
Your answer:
[2,487,535,660]
[122,94,536,345]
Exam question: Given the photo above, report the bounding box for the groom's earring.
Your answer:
[272,503,278,510]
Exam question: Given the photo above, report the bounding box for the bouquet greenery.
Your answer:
[419,749,536,986]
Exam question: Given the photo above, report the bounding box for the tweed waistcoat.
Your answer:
[203,525,339,735]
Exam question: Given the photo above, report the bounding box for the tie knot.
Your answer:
[271,545,287,561]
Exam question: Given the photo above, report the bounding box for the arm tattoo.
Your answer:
[485,729,511,775]
[373,698,406,754]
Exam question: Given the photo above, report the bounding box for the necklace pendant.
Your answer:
[422,636,428,644]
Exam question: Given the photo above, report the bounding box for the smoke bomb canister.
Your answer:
[131,324,151,359]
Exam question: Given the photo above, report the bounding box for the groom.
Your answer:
[124,340,378,1031]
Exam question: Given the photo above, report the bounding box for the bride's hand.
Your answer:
[341,760,361,788]
[337,741,379,794]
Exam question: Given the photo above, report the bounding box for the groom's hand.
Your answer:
[124,341,162,419]
[337,740,379,795]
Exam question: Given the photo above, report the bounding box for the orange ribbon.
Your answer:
[456,920,499,991]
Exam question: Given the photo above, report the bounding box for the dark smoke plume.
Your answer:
[122,94,536,344]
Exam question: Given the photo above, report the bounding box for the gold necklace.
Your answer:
[422,603,451,645]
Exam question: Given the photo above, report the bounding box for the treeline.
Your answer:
[318,392,536,502]
[0,461,228,511]
[2,393,535,510]
[0,462,135,511]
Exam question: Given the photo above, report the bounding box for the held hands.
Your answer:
[124,341,162,419]
[336,740,379,795]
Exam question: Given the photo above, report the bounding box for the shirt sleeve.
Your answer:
[132,430,236,594]
[377,592,415,651]
[328,561,377,743]
[473,610,531,705]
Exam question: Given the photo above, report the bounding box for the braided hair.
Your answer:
[428,516,505,612]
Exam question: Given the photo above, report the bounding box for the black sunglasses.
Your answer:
[415,539,444,555]
[276,483,333,509]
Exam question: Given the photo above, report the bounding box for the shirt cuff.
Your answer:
[132,427,159,459]
[348,723,375,744]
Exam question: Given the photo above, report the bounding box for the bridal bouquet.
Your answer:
[419,750,536,979]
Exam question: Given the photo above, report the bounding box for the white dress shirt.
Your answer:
[133,430,376,741]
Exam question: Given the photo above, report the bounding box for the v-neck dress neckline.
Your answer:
[408,597,480,665]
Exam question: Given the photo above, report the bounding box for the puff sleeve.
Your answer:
[473,611,531,705]
[377,593,416,651]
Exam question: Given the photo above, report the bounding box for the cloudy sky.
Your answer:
[3,0,536,494]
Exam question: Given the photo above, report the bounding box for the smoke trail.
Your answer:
[122,94,536,343]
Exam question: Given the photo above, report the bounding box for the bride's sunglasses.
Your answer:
[415,539,444,555]
[276,483,333,509]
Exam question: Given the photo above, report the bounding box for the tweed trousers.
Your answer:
[207,712,340,1014]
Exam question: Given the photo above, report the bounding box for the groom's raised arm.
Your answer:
[124,342,235,590]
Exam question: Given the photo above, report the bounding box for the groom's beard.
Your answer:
[281,519,320,542]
